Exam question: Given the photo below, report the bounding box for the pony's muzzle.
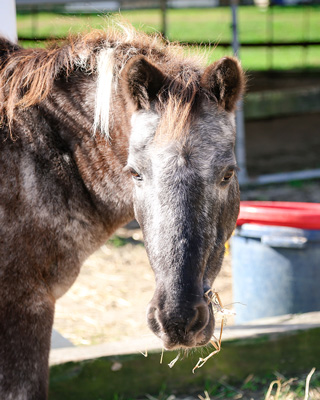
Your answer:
[147,297,214,349]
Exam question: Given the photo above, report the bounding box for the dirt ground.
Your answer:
[53,179,320,346]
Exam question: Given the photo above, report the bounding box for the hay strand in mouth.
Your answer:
[140,349,148,357]
[168,353,180,368]
[206,290,236,317]
[192,290,235,373]
[160,347,164,364]
[192,328,222,373]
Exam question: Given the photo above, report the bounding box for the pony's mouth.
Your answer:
[147,301,215,350]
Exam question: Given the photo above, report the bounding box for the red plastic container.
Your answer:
[237,201,320,230]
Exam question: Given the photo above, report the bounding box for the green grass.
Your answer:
[17,6,320,42]
[118,369,320,399]
[107,235,144,248]
[107,370,320,399]
[16,6,320,71]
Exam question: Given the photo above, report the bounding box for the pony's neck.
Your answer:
[44,70,135,234]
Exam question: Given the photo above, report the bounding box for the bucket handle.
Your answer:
[261,235,308,249]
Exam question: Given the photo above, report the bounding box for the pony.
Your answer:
[0,22,244,400]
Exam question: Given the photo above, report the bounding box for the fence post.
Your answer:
[0,0,17,43]
[160,0,167,38]
[231,0,248,184]
[267,3,274,70]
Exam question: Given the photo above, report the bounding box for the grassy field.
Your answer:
[16,6,320,71]
[147,369,320,400]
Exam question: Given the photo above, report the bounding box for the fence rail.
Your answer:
[17,36,320,50]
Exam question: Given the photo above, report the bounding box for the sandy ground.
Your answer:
[53,180,320,347]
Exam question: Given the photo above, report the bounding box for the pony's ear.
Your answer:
[122,55,166,110]
[200,57,245,112]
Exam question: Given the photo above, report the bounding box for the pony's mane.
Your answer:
[0,20,207,137]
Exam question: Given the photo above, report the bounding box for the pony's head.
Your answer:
[121,54,244,349]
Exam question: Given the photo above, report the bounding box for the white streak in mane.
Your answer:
[93,47,115,137]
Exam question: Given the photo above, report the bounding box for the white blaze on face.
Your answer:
[128,110,177,259]
[129,110,160,151]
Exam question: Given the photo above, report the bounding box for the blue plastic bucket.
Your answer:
[232,202,320,324]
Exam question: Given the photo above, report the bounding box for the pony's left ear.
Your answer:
[122,55,166,110]
[200,57,245,112]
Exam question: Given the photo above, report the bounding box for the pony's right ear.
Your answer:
[122,55,166,110]
[200,57,245,112]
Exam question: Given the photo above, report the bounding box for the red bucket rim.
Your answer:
[237,201,320,230]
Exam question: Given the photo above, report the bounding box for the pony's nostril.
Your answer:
[147,305,163,336]
[186,302,210,333]
[147,297,213,348]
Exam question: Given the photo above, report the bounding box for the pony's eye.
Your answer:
[222,169,234,183]
[130,168,142,181]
